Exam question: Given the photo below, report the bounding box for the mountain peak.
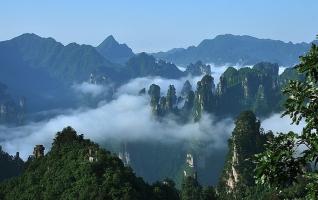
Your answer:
[106,35,115,40]
[96,35,134,64]
[98,35,120,48]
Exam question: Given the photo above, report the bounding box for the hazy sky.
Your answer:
[1,0,317,52]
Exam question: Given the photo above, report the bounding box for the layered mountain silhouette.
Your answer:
[153,34,311,66]
[0,33,125,111]
[0,33,310,114]
[0,34,189,112]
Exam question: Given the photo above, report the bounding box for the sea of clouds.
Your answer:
[0,65,297,160]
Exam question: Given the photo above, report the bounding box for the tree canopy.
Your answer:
[255,38,318,198]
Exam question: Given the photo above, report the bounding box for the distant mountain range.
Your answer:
[0,33,123,112]
[153,34,314,66]
[0,33,312,114]
[0,34,194,113]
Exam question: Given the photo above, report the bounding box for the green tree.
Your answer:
[151,178,180,200]
[201,186,217,200]
[255,37,318,198]
[180,177,202,200]
[0,127,153,200]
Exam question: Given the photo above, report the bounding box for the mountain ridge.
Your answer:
[153,34,312,66]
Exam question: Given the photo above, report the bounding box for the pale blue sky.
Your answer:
[1,0,317,52]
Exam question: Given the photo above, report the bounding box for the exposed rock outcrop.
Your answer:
[218,111,268,196]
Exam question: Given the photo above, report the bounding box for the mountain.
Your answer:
[96,35,135,64]
[0,33,126,112]
[125,55,211,79]
[193,75,215,120]
[0,33,212,114]
[0,33,123,83]
[0,127,217,200]
[217,111,269,198]
[184,61,211,76]
[126,53,184,79]
[216,62,282,116]
[146,62,304,121]
[153,34,311,66]
[0,127,152,199]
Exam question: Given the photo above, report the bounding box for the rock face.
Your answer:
[181,80,193,98]
[165,85,177,112]
[185,61,211,76]
[148,84,161,114]
[118,143,130,166]
[146,62,304,121]
[218,111,268,196]
[193,75,216,120]
[33,145,45,159]
[216,62,281,116]
[183,153,197,179]
[148,84,179,117]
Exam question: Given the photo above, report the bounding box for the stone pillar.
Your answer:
[33,145,45,158]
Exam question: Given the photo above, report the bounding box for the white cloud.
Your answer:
[0,75,304,161]
[0,78,232,160]
[72,82,109,97]
[116,75,202,96]
[261,113,305,134]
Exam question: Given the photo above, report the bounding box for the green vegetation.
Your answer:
[217,62,282,116]
[0,127,218,200]
[193,75,215,120]
[255,38,318,199]
[0,127,152,200]
[181,176,217,200]
[147,62,303,121]
[217,111,269,198]
[1,34,317,199]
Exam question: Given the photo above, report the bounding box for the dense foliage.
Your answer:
[181,176,216,200]
[217,111,269,198]
[255,38,318,198]
[0,127,152,200]
[0,127,219,200]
